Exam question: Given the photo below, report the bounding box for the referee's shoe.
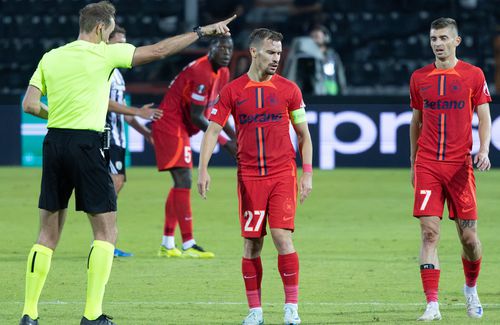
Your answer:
[19,315,38,325]
[80,314,115,325]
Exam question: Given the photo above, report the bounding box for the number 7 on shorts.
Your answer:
[419,190,432,211]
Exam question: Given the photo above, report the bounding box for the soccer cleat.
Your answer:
[183,244,215,258]
[158,245,183,258]
[417,301,442,321]
[80,314,115,325]
[113,248,133,257]
[19,315,38,325]
[283,304,301,325]
[464,287,483,318]
[242,309,264,325]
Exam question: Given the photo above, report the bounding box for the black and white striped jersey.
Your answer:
[106,69,127,148]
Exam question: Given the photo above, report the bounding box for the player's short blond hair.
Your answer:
[249,28,283,48]
[431,17,458,35]
[79,1,116,33]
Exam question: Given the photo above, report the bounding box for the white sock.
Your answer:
[464,285,478,296]
[284,303,298,310]
[162,236,175,249]
[250,307,263,314]
[428,301,439,308]
[182,239,196,250]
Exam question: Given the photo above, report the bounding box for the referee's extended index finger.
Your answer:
[223,14,237,24]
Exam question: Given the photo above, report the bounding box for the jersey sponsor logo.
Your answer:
[239,113,283,124]
[423,99,465,110]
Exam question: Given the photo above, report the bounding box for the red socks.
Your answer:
[242,257,263,308]
[163,188,193,242]
[278,252,299,304]
[462,257,481,287]
[163,189,177,236]
[420,268,440,303]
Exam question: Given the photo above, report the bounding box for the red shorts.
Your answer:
[237,175,297,238]
[413,160,477,220]
[152,130,192,171]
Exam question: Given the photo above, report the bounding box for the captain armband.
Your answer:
[290,108,307,125]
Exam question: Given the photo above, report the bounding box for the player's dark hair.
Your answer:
[110,25,126,39]
[431,17,458,33]
[79,1,116,33]
[249,28,283,48]
[210,35,232,47]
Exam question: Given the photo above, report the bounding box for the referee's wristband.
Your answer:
[193,26,203,39]
[302,164,313,173]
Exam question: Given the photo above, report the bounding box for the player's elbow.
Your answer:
[22,99,37,114]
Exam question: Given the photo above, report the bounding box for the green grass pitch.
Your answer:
[1,167,499,324]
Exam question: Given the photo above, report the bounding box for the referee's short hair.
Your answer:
[79,1,116,33]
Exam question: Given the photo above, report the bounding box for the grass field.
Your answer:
[1,167,499,324]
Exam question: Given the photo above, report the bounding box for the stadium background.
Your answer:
[1,0,499,168]
[2,1,500,324]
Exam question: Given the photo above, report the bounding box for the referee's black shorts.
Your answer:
[38,128,117,214]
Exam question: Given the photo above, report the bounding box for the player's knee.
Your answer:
[461,233,480,249]
[422,228,439,245]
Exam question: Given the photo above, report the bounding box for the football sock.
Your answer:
[278,252,299,304]
[462,257,481,288]
[161,236,175,249]
[173,188,193,243]
[84,240,114,320]
[163,189,178,237]
[420,265,440,303]
[242,257,263,308]
[182,239,196,250]
[22,244,53,319]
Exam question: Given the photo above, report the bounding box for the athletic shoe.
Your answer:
[464,287,483,318]
[158,245,183,258]
[417,301,442,321]
[113,248,133,257]
[183,244,215,258]
[283,304,301,325]
[242,309,264,325]
[19,315,38,325]
[80,314,115,325]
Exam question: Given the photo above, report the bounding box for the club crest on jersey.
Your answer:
[267,93,278,106]
[196,84,206,94]
[450,80,461,93]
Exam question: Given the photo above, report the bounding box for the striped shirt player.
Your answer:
[106,69,127,176]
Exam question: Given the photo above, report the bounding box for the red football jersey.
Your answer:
[210,74,305,180]
[154,55,230,137]
[410,60,491,163]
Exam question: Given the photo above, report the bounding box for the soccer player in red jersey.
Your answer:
[409,18,492,321]
[198,28,313,325]
[152,36,236,258]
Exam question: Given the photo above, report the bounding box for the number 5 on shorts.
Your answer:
[244,210,265,232]
[419,190,432,211]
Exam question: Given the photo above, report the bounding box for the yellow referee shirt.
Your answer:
[29,40,135,132]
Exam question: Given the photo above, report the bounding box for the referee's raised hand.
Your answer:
[200,15,237,36]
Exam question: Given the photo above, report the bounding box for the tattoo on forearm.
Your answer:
[459,220,476,229]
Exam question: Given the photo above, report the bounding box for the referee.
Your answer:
[19,1,235,324]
